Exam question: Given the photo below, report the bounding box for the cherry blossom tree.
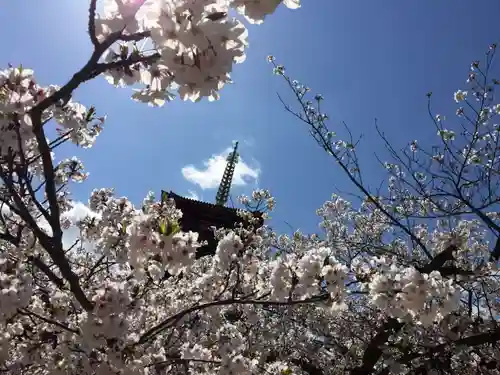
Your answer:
[2,0,500,374]
[269,44,500,374]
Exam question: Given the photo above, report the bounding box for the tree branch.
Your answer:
[18,308,78,334]
[90,52,161,80]
[24,27,153,312]
[350,318,404,375]
[138,294,328,345]
[275,75,433,261]
[417,244,456,274]
[397,328,500,366]
[27,255,65,289]
[88,0,99,47]
[119,30,151,42]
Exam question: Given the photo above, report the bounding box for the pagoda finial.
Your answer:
[215,141,239,206]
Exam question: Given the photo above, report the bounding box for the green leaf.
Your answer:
[159,220,167,235]
[86,106,96,122]
[166,220,180,236]
[121,221,128,234]
[159,219,181,236]
[161,190,169,204]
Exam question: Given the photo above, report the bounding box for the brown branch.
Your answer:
[29,28,125,117]
[84,254,107,284]
[26,123,93,310]
[90,52,161,80]
[51,251,93,311]
[119,30,151,42]
[27,255,65,289]
[490,236,500,261]
[14,126,53,226]
[291,358,325,375]
[397,328,500,366]
[88,0,99,47]
[31,128,62,240]
[18,308,78,334]
[0,231,20,245]
[436,265,475,277]
[137,294,329,345]
[25,27,154,312]
[0,165,51,244]
[350,318,404,375]
[418,244,456,274]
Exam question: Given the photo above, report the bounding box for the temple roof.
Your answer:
[164,190,263,258]
[166,191,240,213]
[164,190,263,227]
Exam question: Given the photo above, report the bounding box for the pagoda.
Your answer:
[163,142,263,258]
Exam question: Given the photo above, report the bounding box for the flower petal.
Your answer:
[283,0,300,9]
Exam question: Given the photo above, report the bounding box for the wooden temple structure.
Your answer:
[163,142,263,258]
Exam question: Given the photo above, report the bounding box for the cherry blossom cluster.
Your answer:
[266,246,349,311]
[0,252,33,322]
[0,66,105,155]
[238,188,276,221]
[96,0,301,105]
[81,189,201,277]
[364,258,460,326]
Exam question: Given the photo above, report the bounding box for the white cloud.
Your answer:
[181,147,260,190]
[62,202,98,222]
[4,201,96,253]
[61,202,99,250]
[62,226,82,249]
[35,202,99,250]
[186,190,200,200]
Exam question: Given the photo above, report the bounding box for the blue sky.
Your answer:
[2,1,500,236]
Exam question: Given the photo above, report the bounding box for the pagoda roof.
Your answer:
[166,191,240,213]
[164,191,263,225]
[164,190,264,259]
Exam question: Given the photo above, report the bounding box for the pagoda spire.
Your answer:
[215,141,239,206]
